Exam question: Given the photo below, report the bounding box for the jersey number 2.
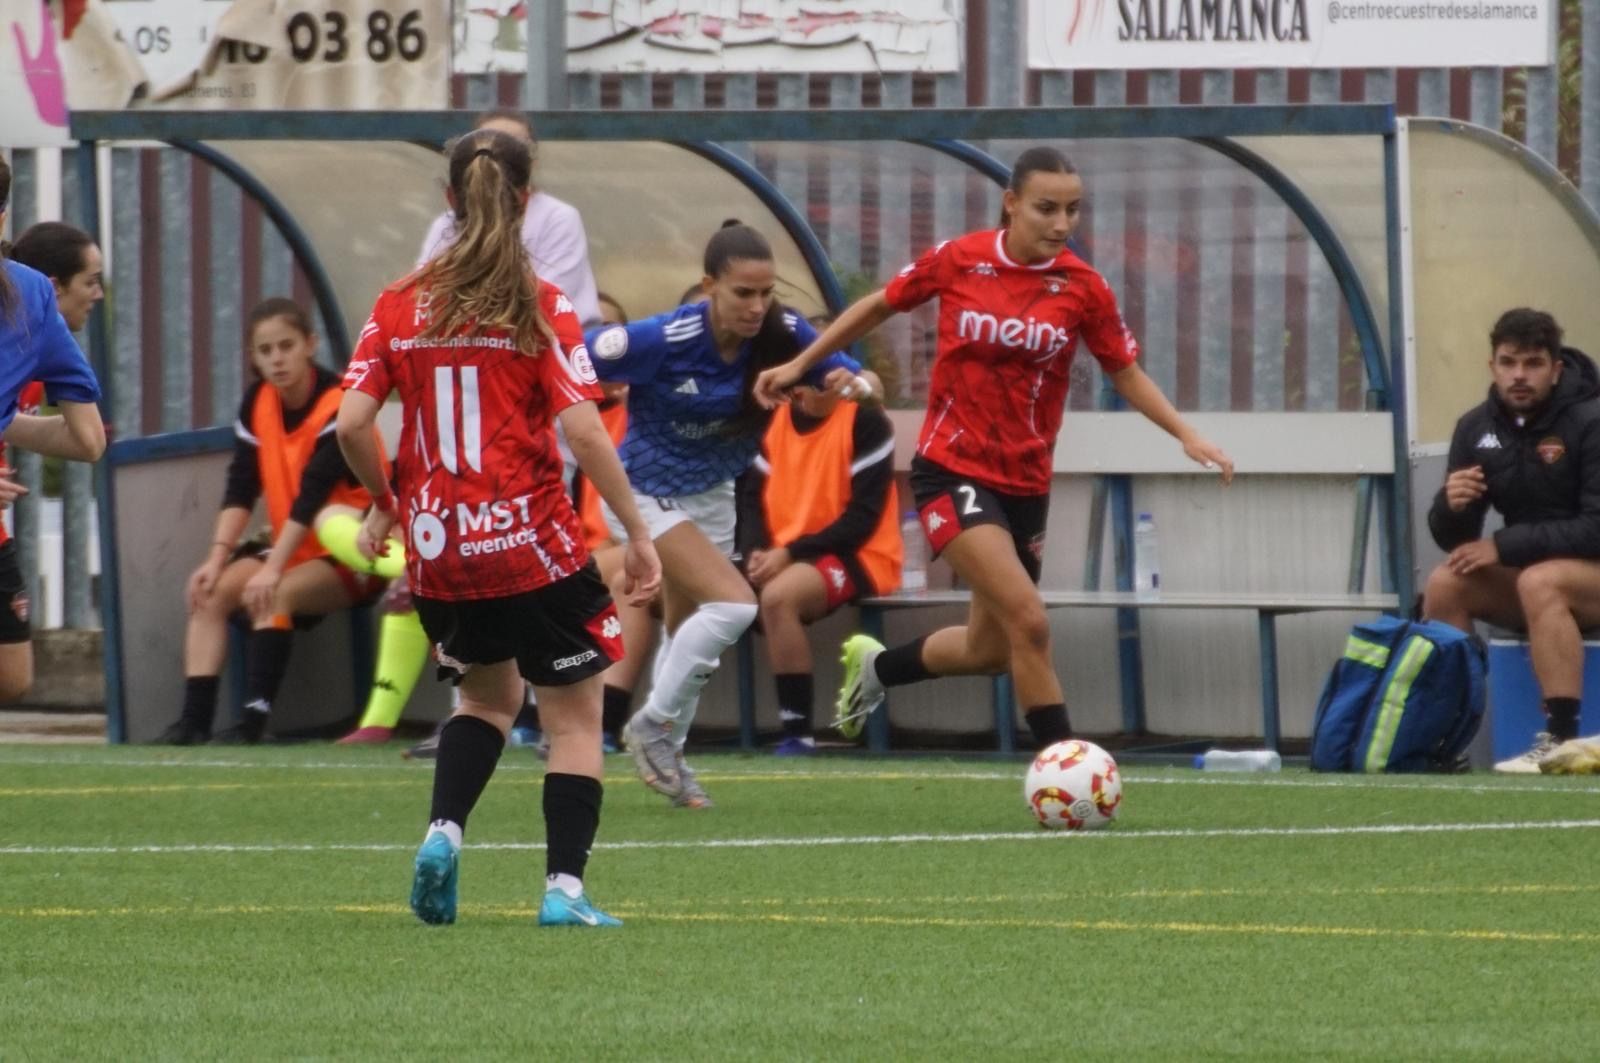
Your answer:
[435,366,482,474]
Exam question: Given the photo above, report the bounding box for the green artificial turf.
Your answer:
[3,746,1599,1060]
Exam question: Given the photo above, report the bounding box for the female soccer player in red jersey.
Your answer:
[336,129,661,928]
[754,146,1234,749]
[156,298,391,746]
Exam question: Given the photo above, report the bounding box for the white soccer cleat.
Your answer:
[1493,732,1559,774]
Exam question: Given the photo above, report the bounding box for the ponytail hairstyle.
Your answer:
[704,219,799,438]
[998,146,1078,229]
[0,154,17,324]
[9,222,95,287]
[417,129,553,356]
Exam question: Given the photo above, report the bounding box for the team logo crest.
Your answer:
[570,346,599,385]
[1537,437,1567,464]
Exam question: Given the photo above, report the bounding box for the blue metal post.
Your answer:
[1381,120,1417,611]
[1258,612,1283,751]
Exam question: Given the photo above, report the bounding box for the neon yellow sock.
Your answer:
[318,512,405,580]
[357,609,431,730]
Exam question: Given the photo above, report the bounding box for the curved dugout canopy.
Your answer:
[67,106,1600,741]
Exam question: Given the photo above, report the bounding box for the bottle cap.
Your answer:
[904,511,919,521]
[1138,512,1153,521]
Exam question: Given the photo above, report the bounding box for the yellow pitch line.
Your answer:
[1,901,1589,945]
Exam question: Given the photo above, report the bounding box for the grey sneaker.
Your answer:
[1494,731,1559,774]
[623,713,682,798]
[673,752,713,809]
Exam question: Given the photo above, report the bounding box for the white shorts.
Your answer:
[603,480,737,559]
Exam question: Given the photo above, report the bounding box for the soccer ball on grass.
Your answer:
[1024,739,1121,830]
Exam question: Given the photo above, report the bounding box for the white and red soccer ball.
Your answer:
[1024,739,1122,830]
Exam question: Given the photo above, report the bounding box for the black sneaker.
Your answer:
[156,718,210,746]
[211,711,268,745]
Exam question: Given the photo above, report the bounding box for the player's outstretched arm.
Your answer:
[335,390,400,559]
[1108,363,1235,484]
[754,290,897,409]
[3,401,106,462]
[559,400,661,605]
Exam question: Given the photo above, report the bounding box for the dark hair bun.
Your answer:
[720,218,742,229]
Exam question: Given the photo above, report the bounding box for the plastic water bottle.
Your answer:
[1193,749,1283,772]
[900,511,928,593]
[1133,512,1160,601]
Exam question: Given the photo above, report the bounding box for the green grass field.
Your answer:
[4,745,1600,1060]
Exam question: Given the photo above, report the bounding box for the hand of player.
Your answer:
[358,507,398,561]
[0,467,28,508]
[622,536,662,606]
[820,368,874,403]
[1182,436,1235,485]
[186,560,223,614]
[1447,538,1499,576]
[242,565,282,621]
[1444,466,1487,513]
[753,361,803,409]
[746,546,791,587]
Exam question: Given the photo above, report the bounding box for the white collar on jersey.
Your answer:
[993,229,1062,272]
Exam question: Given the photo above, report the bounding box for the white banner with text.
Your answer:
[1027,0,1554,70]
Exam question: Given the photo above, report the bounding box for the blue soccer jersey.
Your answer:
[585,302,859,497]
[0,261,102,433]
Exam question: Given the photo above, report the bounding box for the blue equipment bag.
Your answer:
[1310,616,1486,773]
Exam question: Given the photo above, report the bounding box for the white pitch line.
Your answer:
[3,754,1600,798]
[4,817,1600,858]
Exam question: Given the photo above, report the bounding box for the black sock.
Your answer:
[774,673,814,736]
[243,628,293,715]
[601,685,632,742]
[429,715,506,830]
[181,676,220,733]
[512,688,540,732]
[544,772,603,881]
[1024,703,1072,747]
[1545,697,1581,742]
[874,636,934,688]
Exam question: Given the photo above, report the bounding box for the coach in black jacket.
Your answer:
[1423,308,1600,772]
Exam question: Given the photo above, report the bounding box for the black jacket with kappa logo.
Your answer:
[1428,346,1600,567]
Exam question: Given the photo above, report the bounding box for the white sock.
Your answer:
[546,872,583,898]
[640,601,757,731]
[426,819,463,851]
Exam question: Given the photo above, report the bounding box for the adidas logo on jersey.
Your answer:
[675,378,700,395]
[1475,432,1502,449]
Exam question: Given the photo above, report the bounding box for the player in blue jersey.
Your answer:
[0,157,109,698]
[586,221,872,807]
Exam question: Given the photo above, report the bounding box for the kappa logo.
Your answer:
[967,262,999,277]
[828,567,847,590]
[926,511,946,533]
[675,378,700,395]
[553,649,600,671]
[601,615,622,640]
[1475,432,1502,450]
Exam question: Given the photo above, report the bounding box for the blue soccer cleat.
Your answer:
[410,833,459,926]
[538,888,622,928]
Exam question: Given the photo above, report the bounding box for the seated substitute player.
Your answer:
[1422,308,1600,773]
[737,372,899,753]
[585,220,873,808]
[337,128,660,927]
[157,298,391,745]
[0,221,105,699]
[754,147,1232,749]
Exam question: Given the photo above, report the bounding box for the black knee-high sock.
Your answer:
[181,676,220,732]
[1545,697,1581,742]
[544,772,603,881]
[774,673,814,735]
[243,629,294,714]
[601,685,632,741]
[874,636,935,688]
[429,715,506,830]
[1024,703,1072,747]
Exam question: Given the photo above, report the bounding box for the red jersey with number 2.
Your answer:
[884,229,1139,496]
[344,280,603,602]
